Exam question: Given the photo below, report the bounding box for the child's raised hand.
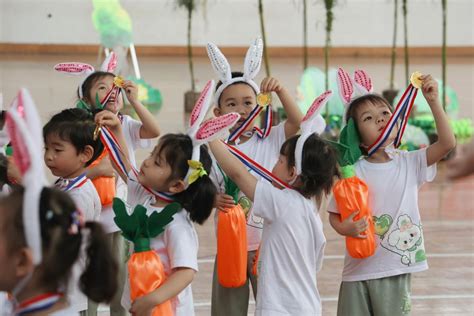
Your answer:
[420,74,440,105]
[122,80,139,105]
[340,211,369,238]
[214,193,236,211]
[260,77,283,94]
[95,110,121,131]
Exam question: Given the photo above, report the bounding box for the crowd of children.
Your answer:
[0,38,455,316]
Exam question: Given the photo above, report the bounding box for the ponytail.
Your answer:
[80,221,118,303]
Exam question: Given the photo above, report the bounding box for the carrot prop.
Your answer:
[113,198,181,315]
[217,168,247,287]
[88,150,115,206]
[328,118,376,258]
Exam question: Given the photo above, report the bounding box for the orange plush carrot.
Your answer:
[88,150,115,206]
[113,198,181,315]
[329,119,376,258]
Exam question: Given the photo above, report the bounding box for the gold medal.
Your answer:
[410,71,423,89]
[93,125,101,141]
[257,93,272,107]
[113,76,125,88]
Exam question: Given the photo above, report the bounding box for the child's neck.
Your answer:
[365,148,392,163]
[151,198,170,208]
[62,167,86,180]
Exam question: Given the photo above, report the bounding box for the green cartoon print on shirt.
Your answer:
[373,214,393,238]
[387,214,426,265]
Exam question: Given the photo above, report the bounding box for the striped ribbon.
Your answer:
[55,173,88,192]
[99,86,122,109]
[227,104,273,143]
[15,293,62,316]
[222,141,292,189]
[367,84,418,156]
[99,126,174,203]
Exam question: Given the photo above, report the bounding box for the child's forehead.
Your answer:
[356,99,390,113]
[92,75,114,86]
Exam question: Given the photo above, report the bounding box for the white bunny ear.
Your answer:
[207,43,232,83]
[337,68,354,105]
[243,38,263,81]
[54,62,95,76]
[100,51,118,73]
[188,80,215,135]
[353,70,374,95]
[196,113,241,143]
[5,89,46,265]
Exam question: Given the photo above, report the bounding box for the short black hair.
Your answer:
[43,108,104,167]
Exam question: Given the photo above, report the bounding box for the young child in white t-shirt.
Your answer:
[328,74,456,316]
[208,90,338,315]
[207,39,304,315]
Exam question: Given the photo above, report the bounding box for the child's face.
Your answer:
[138,145,175,192]
[213,83,256,133]
[354,100,398,148]
[88,75,124,113]
[271,154,296,187]
[44,134,90,178]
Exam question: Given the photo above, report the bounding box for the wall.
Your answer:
[1,0,473,47]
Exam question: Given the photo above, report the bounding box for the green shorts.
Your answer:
[337,273,412,316]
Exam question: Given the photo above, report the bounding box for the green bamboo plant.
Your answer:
[258,0,271,76]
[324,0,335,118]
[177,0,197,92]
[441,0,447,111]
[303,0,308,69]
[389,0,399,90]
[402,0,409,85]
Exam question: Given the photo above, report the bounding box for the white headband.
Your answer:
[294,91,332,175]
[207,38,263,104]
[336,68,374,123]
[5,89,47,265]
[54,52,118,98]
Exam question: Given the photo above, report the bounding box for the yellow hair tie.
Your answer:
[187,160,208,185]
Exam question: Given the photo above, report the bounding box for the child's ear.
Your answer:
[288,165,298,183]
[80,145,94,164]
[213,107,222,117]
[15,247,34,279]
[168,179,186,194]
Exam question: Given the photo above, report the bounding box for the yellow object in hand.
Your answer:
[256,93,272,107]
[113,76,125,88]
[410,71,423,89]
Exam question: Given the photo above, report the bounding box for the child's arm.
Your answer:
[123,80,161,139]
[95,111,131,182]
[130,267,195,315]
[422,75,456,166]
[86,156,115,179]
[261,77,303,139]
[209,140,257,201]
[329,212,369,238]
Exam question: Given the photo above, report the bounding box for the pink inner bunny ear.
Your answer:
[190,80,213,127]
[354,70,373,93]
[196,113,240,141]
[337,68,354,104]
[54,63,95,75]
[302,90,333,122]
[102,52,118,73]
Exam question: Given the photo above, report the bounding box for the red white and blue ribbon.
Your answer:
[222,141,292,189]
[227,104,273,143]
[99,126,174,203]
[99,85,122,109]
[55,173,88,192]
[15,293,62,316]
[367,84,418,156]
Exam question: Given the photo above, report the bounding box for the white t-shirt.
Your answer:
[101,114,154,233]
[62,179,101,312]
[252,180,326,316]
[120,172,198,316]
[210,122,287,251]
[328,148,436,282]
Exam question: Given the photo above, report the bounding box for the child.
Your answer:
[94,84,218,315]
[0,186,118,315]
[328,72,456,316]
[207,39,304,316]
[207,94,338,314]
[43,108,104,314]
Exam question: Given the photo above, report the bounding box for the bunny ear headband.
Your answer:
[54,51,119,99]
[294,91,332,176]
[336,67,420,156]
[184,80,241,188]
[5,89,47,265]
[207,38,263,104]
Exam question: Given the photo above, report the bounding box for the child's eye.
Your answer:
[383,111,390,115]
[363,116,372,122]
[227,103,236,107]
[245,101,253,106]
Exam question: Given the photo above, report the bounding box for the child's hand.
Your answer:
[130,292,157,316]
[215,193,236,211]
[340,211,369,238]
[7,156,22,184]
[420,74,440,105]
[260,77,283,94]
[95,110,121,131]
[123,80,139,105]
